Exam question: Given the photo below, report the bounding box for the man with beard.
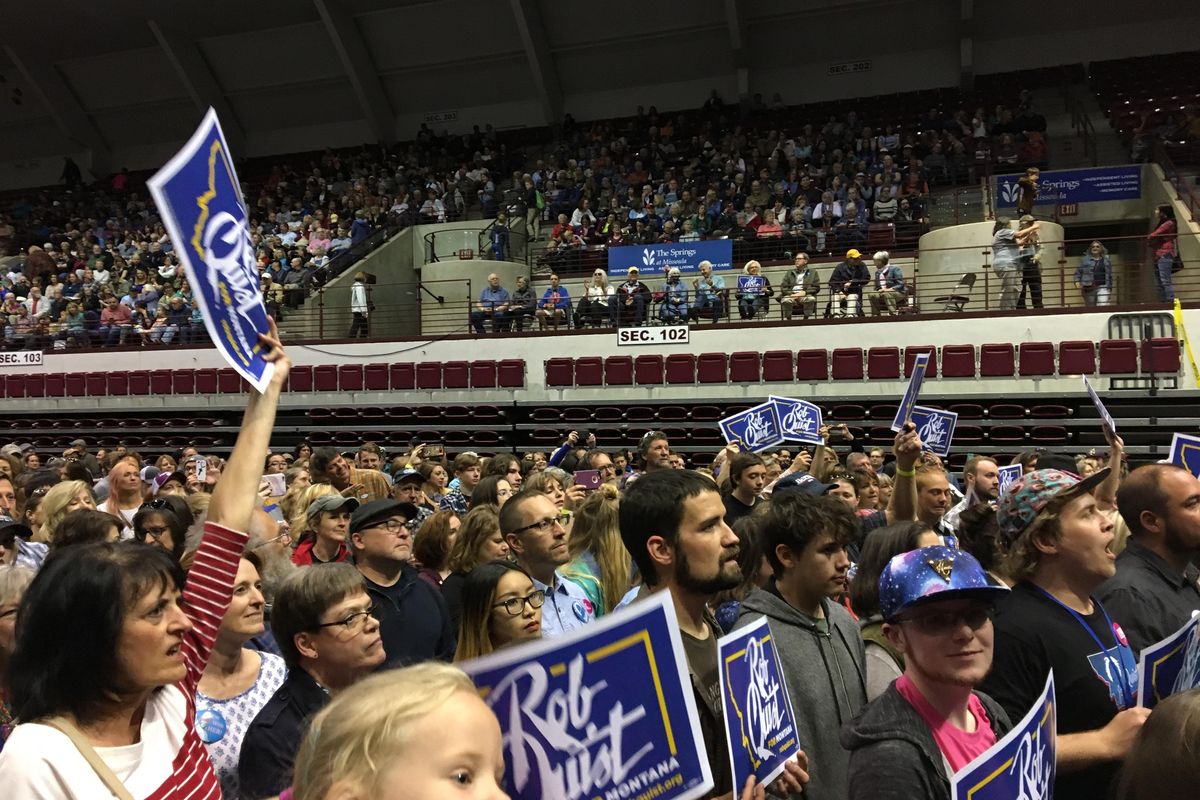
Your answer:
[620,471,809,800]
[842,547,1012,800]
[914,466,955,540]
[1098,464,1200,655]
[733,492,866,800]
[501,491,594,637]
[942,456,1000,533]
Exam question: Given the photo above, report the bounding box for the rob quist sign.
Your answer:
[460,593,713,800]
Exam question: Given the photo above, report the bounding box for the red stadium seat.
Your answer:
[497,359,524,388]
[604,356,634,386]
[697,353,729,383]
[904,346,937,378]
[796,349,828,381]
[107,373,129,396]
[941,345,976,378]
[128,370,151,395]
[389,363,416,390]
[729,352,760,383]
[218,368,242,393]
[575,357,604,386]
[363,363,389,391]
[1099,340,1138,375]
[634,355,664,385]
[47,373,68,397]
[469,360,498,388]
[762,350,794,381]
[416,362,443,389]
[665,354,697,384]
[23,374,44,398]
[867,347,901,380]
[1140,338,1180,374]
[545,358,573,387]
[1018,342,1055,377]
[172,370,195,395]
[979,344,1015,377]
[1057,341,1096,376]
[338,365,364,391]
[314,365,338,392]
[442,361,469,389]
[150,370,173,395]
[195,369,218,394]
[832,348,864,380]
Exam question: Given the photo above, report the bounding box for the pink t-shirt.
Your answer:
[895,675,996,774]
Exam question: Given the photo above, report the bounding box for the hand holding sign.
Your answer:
[1083,376,1116,439]
[891,352,931,432]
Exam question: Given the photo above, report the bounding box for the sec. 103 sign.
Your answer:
[617,326,691,346]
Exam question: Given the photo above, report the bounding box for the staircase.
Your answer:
[1029,86,1127,170]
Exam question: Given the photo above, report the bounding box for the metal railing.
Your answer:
[1155,141,1200,223]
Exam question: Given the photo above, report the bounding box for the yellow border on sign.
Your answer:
[722,634,774,771]
[966,701,1054,799]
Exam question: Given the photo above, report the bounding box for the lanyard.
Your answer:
[1030,584,1135,709]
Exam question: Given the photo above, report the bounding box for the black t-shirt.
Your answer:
[722,493,757,528]
[980,581,1138,800]
[681,627,720,713]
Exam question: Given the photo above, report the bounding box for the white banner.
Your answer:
[0,351,43,367]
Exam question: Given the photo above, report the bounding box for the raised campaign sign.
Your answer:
[952,671,1056,800]
[769,395,825,445]
[997,464,1024,498]
[459,591,713,800]
[1137,613,1200,710]
[148,108,274,392]
[891,352,931,432]
[719,401,785,453]
[910,406,958,458]
[718,617,801,790]
[1169,432,1200,478]
[607,239,733,276]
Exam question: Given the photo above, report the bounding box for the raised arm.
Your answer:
[885,423,921,524]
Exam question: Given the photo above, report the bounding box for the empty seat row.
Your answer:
[543,340,1180,387]
[0,359,527,399]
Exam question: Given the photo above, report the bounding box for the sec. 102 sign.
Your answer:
[616,326,691,346]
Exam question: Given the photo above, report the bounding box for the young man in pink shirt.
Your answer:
[842,546,1012,799]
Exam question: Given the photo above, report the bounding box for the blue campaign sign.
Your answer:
[718,617,801,790]
[1169,433,1200,478]
[459,591,713,800]
[769,396,825,445]
[1137,614,1200,709]
[147,108,273,392]
[952,671,1056,800]
[1082,376,1116,438]
[911,406,958,458]
[737,275,764,293]
[997,464,1024,498]
[995,165,1141,208]
[608,239,733,277]
[719,401,785,453]
[891,352,931,432]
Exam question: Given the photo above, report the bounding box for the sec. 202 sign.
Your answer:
[616,326,691,346]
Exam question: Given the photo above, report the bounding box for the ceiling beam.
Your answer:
[724,0,749,100]
[3,45,112,176]
[313,0,395,143]
[509,0,562,126]
[147,20,246,154]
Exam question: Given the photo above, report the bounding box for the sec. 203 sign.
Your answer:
[617,326,690,346]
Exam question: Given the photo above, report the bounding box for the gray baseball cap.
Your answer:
[305,495,360,519]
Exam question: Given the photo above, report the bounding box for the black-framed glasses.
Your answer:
[509,516,564,536]
[894,605,994,635]
[314,603,377,631]
[492,590,546,617]
[141,525,172,540]
[141,499,174,512]
[362,518,412,534]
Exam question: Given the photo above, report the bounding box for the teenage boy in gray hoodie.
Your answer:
[733,491,866,800]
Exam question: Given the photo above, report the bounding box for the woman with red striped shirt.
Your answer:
[0,320,290,799]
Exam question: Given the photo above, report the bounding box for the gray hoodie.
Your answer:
[734,586,867,800]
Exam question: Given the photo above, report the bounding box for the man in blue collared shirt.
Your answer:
[500,490,595,637]
[470,272,511,333]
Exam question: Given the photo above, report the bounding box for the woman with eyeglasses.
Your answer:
[0,319,288,799]
[194,549,287,799]
[35,479,95,544]
[454,560,543,661]
[134,495,193,564]
[441,505,508,629]
[469,475,513,509]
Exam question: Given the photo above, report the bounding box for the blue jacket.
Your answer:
[539,286,571,310]
[872,265,906,292]
[1075,255,1112,289]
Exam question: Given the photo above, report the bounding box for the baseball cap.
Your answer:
[1019,214,1035,224]
[773,472,833,497]
[392,468,423,486]
[139,466,161,484]
[306,495,360,520]
[350,499,420,534]
[846,248,862,259]
[153,471,185,494]
[627,266,639,274]
[0,516,34,543]
[1034,452,1080,475]
[0,444,21,457]
[878,545,1009,621]
[996,467,1110,543]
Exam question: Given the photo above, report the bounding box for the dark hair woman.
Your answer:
[453,561,543,662]
[0,319,289,798]
[133,495,194,564]
[469,475,514,509]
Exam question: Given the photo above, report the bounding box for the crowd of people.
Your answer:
[0,321,1195,798]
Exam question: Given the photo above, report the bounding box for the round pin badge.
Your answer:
[195,707,228,744]
[1112,622,1129,648]
[572,599,591,622]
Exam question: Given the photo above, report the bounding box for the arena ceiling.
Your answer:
[0,0,1195,177]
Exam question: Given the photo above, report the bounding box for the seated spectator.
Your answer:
[689,260,726,323]
[577,269,616,328]
[812,191,843,224]
[535,273,571,331]
[238,563,384,800]
[829,249,870,317]
[868,251,906,316]
[658,268,689,324]
[453,560,543,661]
[509,275,535,332]
[97,295,132,346]
[872,187,898,221]
[737,260,773,320]
[780,252,820,321]
[616,267,650,327]
[469,273,511,334]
